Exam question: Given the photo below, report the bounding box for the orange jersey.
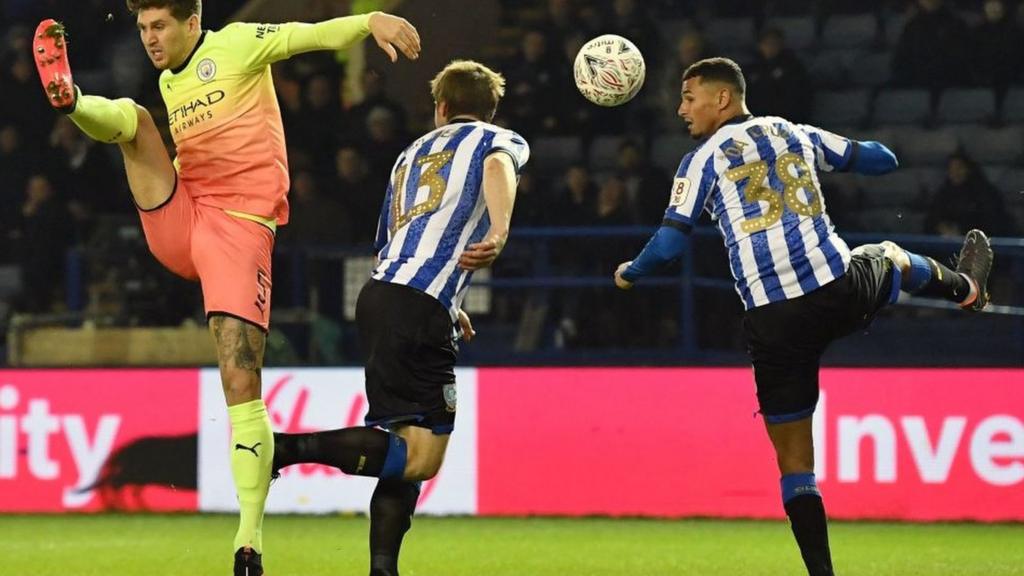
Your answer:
[158,18,371,225]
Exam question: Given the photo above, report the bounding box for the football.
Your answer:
[573,34,646,107]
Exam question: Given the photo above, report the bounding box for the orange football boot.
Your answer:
[32,19,76,111]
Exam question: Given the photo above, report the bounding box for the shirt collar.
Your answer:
[170,30,207,75]
[447,116,482,125]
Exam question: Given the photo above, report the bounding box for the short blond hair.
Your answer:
[430,60,505,122]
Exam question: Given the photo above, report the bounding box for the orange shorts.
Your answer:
[137,177,274,331]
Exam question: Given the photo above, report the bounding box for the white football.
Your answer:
[573,34,646,107]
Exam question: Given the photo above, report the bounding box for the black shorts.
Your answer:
[356,279,458,435]
[743,252,899,424]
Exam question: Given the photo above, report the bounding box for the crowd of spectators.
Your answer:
[1,0,1022,356]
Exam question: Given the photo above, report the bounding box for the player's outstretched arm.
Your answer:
[845,140,898,175]
[799,124,898,176]
[614,225,689,290]
[239,12,419,69]
[458,153,517,271]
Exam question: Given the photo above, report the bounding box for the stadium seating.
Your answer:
[891,127,959,166]
[811,89,871,128]
[936,88,997,125]
[806,48,859,87]
[651,135,699,173]
[763,16,817,51]
[981,164,1006,184]
[911,167,945,195]
[704,17,756,51]
[588,136,623,171]
[1002,169,1024,228]
[873,88,932,125]
[529,136,584,177]
[656,19,693,49]
[843,127,895,147]
[858,171,922,208]
[1002,87,1024,123]
[882,13,907,47]
[998,168,1024,197]
[820,14,878,49]
[848,51,891,87]
[857,207,925,233]
[952,125,1024,165]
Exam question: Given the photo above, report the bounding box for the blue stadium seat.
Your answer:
[806,49,858,87]
[910,167,944,195]
[651,135,699,173]
[952,125,1024,165]
[588,136,623,171]
[891,127,959,166]
[704,17,756,50]
[936,88,996,124]
[858,171,922,208]
[820,14,878,49]
[998,168,1024,196]
[811,90,870,128]
[873,89,931,125]
[1001,87,1024,123]
[883,13,907,47]
[763,16,817,51]
[530,136,584,176]
[981,165,1007,186]
[848,51,891,87]
[843,127,895,148]
[656,19,695,47]
[858,208,925,233]
[1001,170,1024,231]
[0,266,21,300]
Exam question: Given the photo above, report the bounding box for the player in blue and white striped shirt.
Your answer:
[271,60,528,576]
[614,58,993,576]
[371,103,528,320]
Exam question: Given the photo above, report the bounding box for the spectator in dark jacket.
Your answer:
[14,174,73,313]
[504,30,561,137]
[746,27,812,123]
[925,152,1017,238]
[971,0,1023,96]
[892,0,971,90]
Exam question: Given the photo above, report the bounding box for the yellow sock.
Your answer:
[227,399,275,553]
[68,90,139,144]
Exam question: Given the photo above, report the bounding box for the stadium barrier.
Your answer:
[2,367,1021,521]
[59,229,1024,364]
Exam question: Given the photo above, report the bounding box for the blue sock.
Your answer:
[902,252,934,293]
[379,433,408,479]
[781,472,821,503]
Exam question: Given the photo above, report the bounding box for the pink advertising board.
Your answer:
[1,367,1019,520]
[476,368,1024,521]
[0,370,199,512]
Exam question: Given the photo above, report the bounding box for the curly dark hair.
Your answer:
[125,0,201,21]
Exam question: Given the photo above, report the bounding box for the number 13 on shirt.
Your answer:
[390,150,455,233]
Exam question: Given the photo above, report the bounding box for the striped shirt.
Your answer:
[372,120,530,319]
[665,115,854,309]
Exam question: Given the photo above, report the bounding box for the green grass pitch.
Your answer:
[2,514,1022,575]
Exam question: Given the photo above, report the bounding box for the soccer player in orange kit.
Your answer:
[32,1,420,573]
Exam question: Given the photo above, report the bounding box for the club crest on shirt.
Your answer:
[670,177,691,207]
[197,58,217,82]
